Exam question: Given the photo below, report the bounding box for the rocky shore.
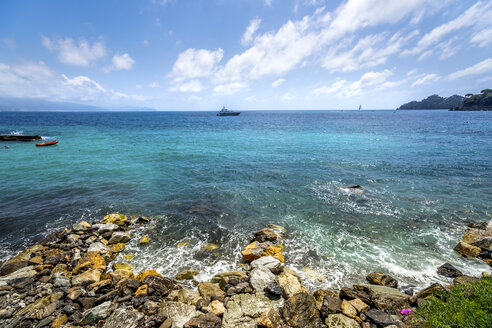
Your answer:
[0,214,490,328]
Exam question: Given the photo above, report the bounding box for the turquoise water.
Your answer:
[0,110,491,290]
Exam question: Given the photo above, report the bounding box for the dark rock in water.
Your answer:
[320,295,342,317]
[0,134,42,141]
[366,272,398,288]
[479,248,492,260]
[141,275,181,296]
[453,275,480,285]
[253,228,278,243]
[1,261,28,276]
[467,222,488,230]
[365,309,395,327]
[348,185,362,189]
[399,283,416,296]
[437,263,463,278]
[281,292,323,328]
[184,313,221,328]
[265,281,283,298]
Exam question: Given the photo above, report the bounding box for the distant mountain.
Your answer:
[462,89,492,107]
[398,94,464,110]
[0,97,156,112]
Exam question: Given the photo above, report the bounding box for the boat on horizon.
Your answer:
[36,140,58,147]
[217,106,240,116]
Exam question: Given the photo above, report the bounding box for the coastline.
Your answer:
[0,214,490,327]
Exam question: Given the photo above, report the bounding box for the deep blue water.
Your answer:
[0,110,491,289]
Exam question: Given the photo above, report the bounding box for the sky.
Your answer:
[0,0,491,110]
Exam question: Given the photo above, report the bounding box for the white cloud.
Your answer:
[448,58,492,80]
[272,78,285,87]
[241,18,261,46]
[312,80,347,96]
[148,81,160,88]
[41,36,106,67]
[213,82,248,96]
[170,80,204,93]
[136,84,142,89]
[281,92,295,101]
[265,0,273,6]
[411,73,439,87]
[112,53,135,70]
[171,48,224,82]
[471,27,492,47]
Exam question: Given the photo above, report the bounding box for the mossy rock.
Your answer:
[102,214,127,224]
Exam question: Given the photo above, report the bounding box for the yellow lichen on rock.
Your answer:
[73,251,107,274]
[139,236,151,244]
[135,284,148,297]
[113,262,132,271]
[102,213,127,224]
[176,241,190,247]
[263,245,285,263]
[123,254,134,260]
[201,243,220,251]
[135,269,162,282]
[110,243,126,253]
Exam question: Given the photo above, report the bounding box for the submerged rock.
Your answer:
[437,263,463,278]
[176,269,199,280]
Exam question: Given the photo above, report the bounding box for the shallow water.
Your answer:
[0,110,490,290]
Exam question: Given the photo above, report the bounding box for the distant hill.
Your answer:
[398,94,464,110]
[0,97,156,112]
[462,89,492,107]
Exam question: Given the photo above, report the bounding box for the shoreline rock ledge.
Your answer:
[0,215,489,328]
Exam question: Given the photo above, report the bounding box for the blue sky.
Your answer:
[0,0,491,110]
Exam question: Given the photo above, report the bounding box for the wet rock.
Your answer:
[136,216,151,224]
[222,293,284,328]
[201,243,220,251]
[277,271,307,299]
[254,228,279,243]
[300,267,325,282]
[211,271,248,289]
[281,292,323,328]
[453,275,480,285]
[454,241,481,258]
[142,275,181,296]
[409,283,448,304]
[79,300,113,324]
[176,269,199,280]
[324,314,360,328]
[353,284,410,313]
[92,223,119,233]
[250,256,283,274]
[184,313,221,328]
[366,272,398,288]
[319,296,342,317]
[437,263,463,278]
[198,282,226,301]
[250,266,276,293]
[139,236,151,244]
[159,301,197,328]
[108,231,131,244]
[102,306,144,328]
[265,281,283,298]
[102,213,127,224]
[135,269,162,282]
[241,241,268,262]
[365,309,395,327]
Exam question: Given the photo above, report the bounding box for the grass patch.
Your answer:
[414,276,492,328]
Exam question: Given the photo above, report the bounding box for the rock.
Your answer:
[281,292,323,328]
[136,216,151,224]
[410,283,448,304]
[176,269,199,280]
[53,273,71,289]
[139,236,151,244]
[250,256,283,274]
[198,282,226,301]
[142,275,181,296]
[366,272,398,288]
[1,261,28,276]
[250,266,276,293]
[72,221,91,232]
[202,243,220,251]
[211,271,248,289]
[184,313,221,328]
[461,225,492,244]
[263,245,285,263]
[319,296,342,317]
[353,284,410,313]
[51,313,68,327]
[301,267,325,282]
[257,308,284,328]
[453,275,480,285]
[135,284,148,297]
[108,231,131,244]
[241,241,268,262]
[135,269,162,282]
[254,228,279,242]
[123,254,135,260]
[324,314,360,328]
[365,309,395,326]
[80,300,113,324]
[8,276,34,290]
[92,223,119,233]
[102,307,144,328]
[110,243,126,253]
[437,263,463,278]
[67,286,84,300]
[113,262,132,271]
[73,251,107,274]
[28,256,44,265]
[454,241,481,258]
[102,213,127,224]
[167,288,201,305]
[209,300,226,316]
[177,241,190,247]
[222,293,284,328]
[159,301,197,328]
[313,289,339,310]
[265,281,283,298]
[72,269,101,285]
[278,271,307,299]
[110,269,134,283]
[341,299,357,318]
[348,298,370,313]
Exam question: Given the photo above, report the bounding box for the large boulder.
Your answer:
[366,272,398,288]
[325,314,360,328]
[102,307,144,328]
[253,228,279,243]
[249,266,276,293]
[198,282,226,301]
[281,292,323,328]
[313,289,339,310]
[250,256,283,274]
[108,231,131,244]
[437,263,463,278]
[159,301,198,328]
[241,242,268,262]
[278,271,308,299]
[454,241,481,258]
[319,295,342,317]
[222,293,284,328]
[353,284,410,313]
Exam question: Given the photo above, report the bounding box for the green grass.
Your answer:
[414,277,492,328]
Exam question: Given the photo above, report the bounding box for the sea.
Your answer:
[0,110,491,291]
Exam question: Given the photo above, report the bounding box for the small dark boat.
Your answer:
[217,106,240,116]
[36,140,58,147]
[0,134,42,141]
